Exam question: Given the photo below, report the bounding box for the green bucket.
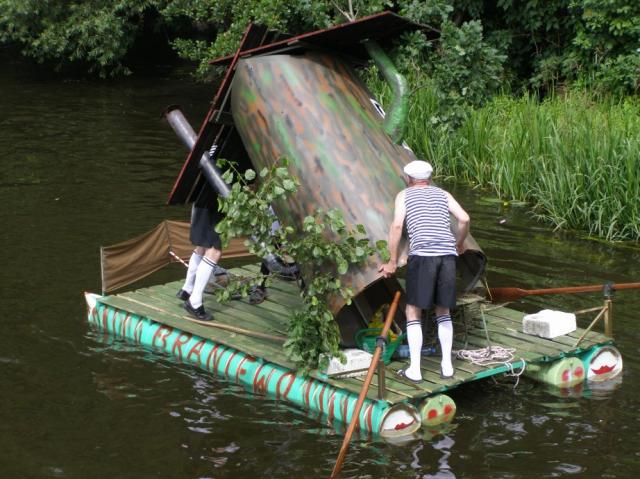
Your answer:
[355,328,406,365]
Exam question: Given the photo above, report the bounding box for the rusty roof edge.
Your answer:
[208,11,430,66]
[166,23,263,205]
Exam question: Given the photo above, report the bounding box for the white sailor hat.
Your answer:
[403,160,433,179]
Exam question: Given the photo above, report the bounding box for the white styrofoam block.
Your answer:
[523,309,577,338]
[324,348,372,377]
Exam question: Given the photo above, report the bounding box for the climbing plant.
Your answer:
[214,158,389,372]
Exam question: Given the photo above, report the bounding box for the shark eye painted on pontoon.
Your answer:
[419,395,456,428]
[561,361,585,385]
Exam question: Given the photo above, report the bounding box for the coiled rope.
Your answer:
[456,345,517,366]
[455,347,527,387]
[455,304,527,387]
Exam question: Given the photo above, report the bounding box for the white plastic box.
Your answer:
[523,309,577,338]
[324,349,372,377]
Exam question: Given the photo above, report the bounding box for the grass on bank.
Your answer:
[371,73,640,242]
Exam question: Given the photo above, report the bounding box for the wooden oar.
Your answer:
[488,282,640,302]
[330,291,401,479]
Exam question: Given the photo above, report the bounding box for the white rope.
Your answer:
[454,300,528,388]
[504,357,527,388]
[456,345,516,366]
[455,347,527,388]
[169,250,189,268]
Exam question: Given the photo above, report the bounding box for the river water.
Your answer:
[1,56,639,479]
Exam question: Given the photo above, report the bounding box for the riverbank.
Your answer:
[402,91,640,242]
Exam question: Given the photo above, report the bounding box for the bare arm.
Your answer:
[379,190,406,277]
[445,191,470,254]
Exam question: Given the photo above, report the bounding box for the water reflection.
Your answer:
[416,435,457,479]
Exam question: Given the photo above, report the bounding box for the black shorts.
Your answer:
[189,205,222,250]
[405,255,456,310]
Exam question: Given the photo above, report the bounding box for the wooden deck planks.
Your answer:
[99,265,615,404]
[483,306,609,350]
[462,324,564,358]
[99,295,283,364]
[153,278,303,331]
[488,304,609,343]
[128,286,288,339]
[101,292,295,369]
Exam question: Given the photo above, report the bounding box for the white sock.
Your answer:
[405,320,423,380]
[189,257,216,309]
[182,251,202,294]
[437,315,454,376]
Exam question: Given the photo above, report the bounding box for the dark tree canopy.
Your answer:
[1,0,638,95]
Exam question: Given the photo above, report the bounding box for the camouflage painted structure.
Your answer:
[230,51,415,310]
[168,12,486,340]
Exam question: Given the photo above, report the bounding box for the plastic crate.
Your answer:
[355,328,406,365]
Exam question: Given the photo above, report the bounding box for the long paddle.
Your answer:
[330,291,401,479]
[488,282,640,302]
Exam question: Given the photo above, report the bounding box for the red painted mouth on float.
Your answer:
[591,364,615,375]
[394,419,416,430]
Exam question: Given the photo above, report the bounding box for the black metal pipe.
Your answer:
[162,105,286,268]
[162,105,230,197]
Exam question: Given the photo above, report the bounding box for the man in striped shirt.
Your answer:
[379,160,470,382]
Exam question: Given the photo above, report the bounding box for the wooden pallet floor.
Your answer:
[99,264,612,404]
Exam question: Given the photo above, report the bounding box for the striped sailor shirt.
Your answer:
[405,185,457,257]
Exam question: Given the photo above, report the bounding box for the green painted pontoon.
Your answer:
[84,263,623,440]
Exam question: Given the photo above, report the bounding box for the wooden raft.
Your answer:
[98,264,612,404]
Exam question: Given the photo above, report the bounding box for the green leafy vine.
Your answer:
[215,158,389,372]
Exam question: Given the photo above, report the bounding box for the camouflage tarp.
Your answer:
[100,220,251,293]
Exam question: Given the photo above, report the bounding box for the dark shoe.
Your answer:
[205,272,230,294]
[212,265,228,277]
[183,301,213,321]
[176,289,190,301]
[440,367,455,380]
[396,368,422,384]
[204,280,224,294]
[248,286,268,305]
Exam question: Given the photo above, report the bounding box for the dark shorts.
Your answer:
[189,205,222,250]
[405,255,457,310]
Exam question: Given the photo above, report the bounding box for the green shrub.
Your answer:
[408,92,640,241]
[0,0,156,77]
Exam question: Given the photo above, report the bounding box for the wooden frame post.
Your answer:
[604,298,613,337]
[603,282,614,338]
[377,359,386,399]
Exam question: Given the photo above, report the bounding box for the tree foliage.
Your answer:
[569,0,640,95]
[456,0,640,95]
[1,1,637,92]
[0,0,158,77]
[214,158,389,372]
[161,0,392,78]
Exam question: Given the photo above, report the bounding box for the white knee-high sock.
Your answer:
[406,319,423,380]
[437,315,454,375]
[189,257,216,308]
[182,251,203,294]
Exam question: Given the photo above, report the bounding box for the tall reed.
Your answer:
[401,91,640,242]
